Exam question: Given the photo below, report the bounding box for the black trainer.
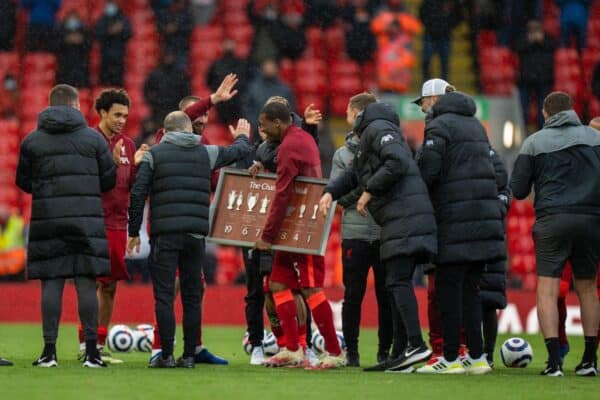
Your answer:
[0,357,13,366]
[377,351,389,364]
[364,356,403,372]
[386,344,432,372]
[575,360,597,377]
[541,364,564,377]
[176,356,195,369]
[346,351,360,367]
[83,353,108,368]
[32,353,58,367]
[149,354,176,368]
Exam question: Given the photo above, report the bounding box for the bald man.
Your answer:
[127,111,252,368]
[590,117,600,131]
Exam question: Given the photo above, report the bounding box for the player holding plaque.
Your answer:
[254,102,346,369]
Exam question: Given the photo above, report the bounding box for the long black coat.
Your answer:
[418,92,505,265]
[480,149,510,309]
[16,106,116,279]
[325,102,437,262]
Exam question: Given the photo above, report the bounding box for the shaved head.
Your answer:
[590,117,600,131]
[164,111,192,133]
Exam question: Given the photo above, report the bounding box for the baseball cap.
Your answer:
[411,78,450,105]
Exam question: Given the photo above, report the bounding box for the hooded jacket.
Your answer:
[325,102,437,261]
[511,110,600,217]
[418,91,505,265]
[16,106,116,279]
[128,131,251,237]
[330,132,381,241]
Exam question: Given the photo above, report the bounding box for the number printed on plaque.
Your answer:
[280,232,288,240]
[255,227,261,237]
[242,226,249,236]
[306,234,311,243]
[293,232,299,241]
[224,225,233,234]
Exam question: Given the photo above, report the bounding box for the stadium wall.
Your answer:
[0,283,585,335]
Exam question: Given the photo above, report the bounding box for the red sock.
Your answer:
[153,323,162,350]
[298,324,307,350]
[78,323,84,344]
[271,325,286,348]
[558,297,568,346]
[273,289,299,352]
[97,326,108,347]
[307,291,341,356]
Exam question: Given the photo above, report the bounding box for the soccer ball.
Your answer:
[242,330,279,355]
[311,330,346,354]
[107,325,135,353]
[500,337,533,368]
[133,325,154,352]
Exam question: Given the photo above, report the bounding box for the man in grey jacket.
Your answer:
[127,111,251,368]
[330,92,394,367]
[511,92,600,377]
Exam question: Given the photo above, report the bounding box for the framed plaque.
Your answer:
[208,168,337,256]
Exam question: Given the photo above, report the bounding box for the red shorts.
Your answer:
[98,229,130,284]
[269,251,325,290]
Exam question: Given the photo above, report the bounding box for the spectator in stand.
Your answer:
[419,0,461,81]
[144,49,191,126]
[555,0,591,53]
[0,205,26,278]
[190,0,217,25]
[515,20,555,130]
[0,74,18,119]
[0,0,17,51]
[242,59,296,141]
[341,0,377,64]
[592,61,600,101]
[247,0,280,65]
[55,11,91,88]
[21,0,61,52]
[271,3,307,60]
[371,2,422,92]
[206,39,252,124]
[95,1,132,87]
[157,0,193,70]
[498,0,541,48]
[305,0,340,28]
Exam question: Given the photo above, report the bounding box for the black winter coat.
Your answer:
[480,149,510,309]
[16,106,116,279]
[418,92,505,265]
[325,102,437,262]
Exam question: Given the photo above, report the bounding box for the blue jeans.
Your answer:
[422,35,450,81]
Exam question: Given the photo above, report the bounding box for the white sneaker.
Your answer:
[416,356,465,374]
[462,354,492,375]
[305,348,319,367]
[250,346,265,365]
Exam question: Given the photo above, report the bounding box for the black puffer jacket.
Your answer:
[325,102,437,262]
[418,92,505,265]
[480,149,510,309]
[16,106,116,279]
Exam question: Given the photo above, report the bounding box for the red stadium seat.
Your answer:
[294,58,327,76]
[294,75,327,95]
[225,24,254,45]
[191,26,224,44]
[330,76,363,94]
[296,93,326,116]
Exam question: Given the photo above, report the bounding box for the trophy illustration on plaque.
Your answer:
[247,192,258,212]
[286,206,296,217]
[298,204,306,219]
[311,204,319,220]
[259,196,270,214]
[227,190,237,210]
[236,191,244,211]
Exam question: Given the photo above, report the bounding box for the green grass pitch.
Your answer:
[0,324,597,400]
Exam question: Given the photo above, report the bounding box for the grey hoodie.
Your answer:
[330,132,381,241]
